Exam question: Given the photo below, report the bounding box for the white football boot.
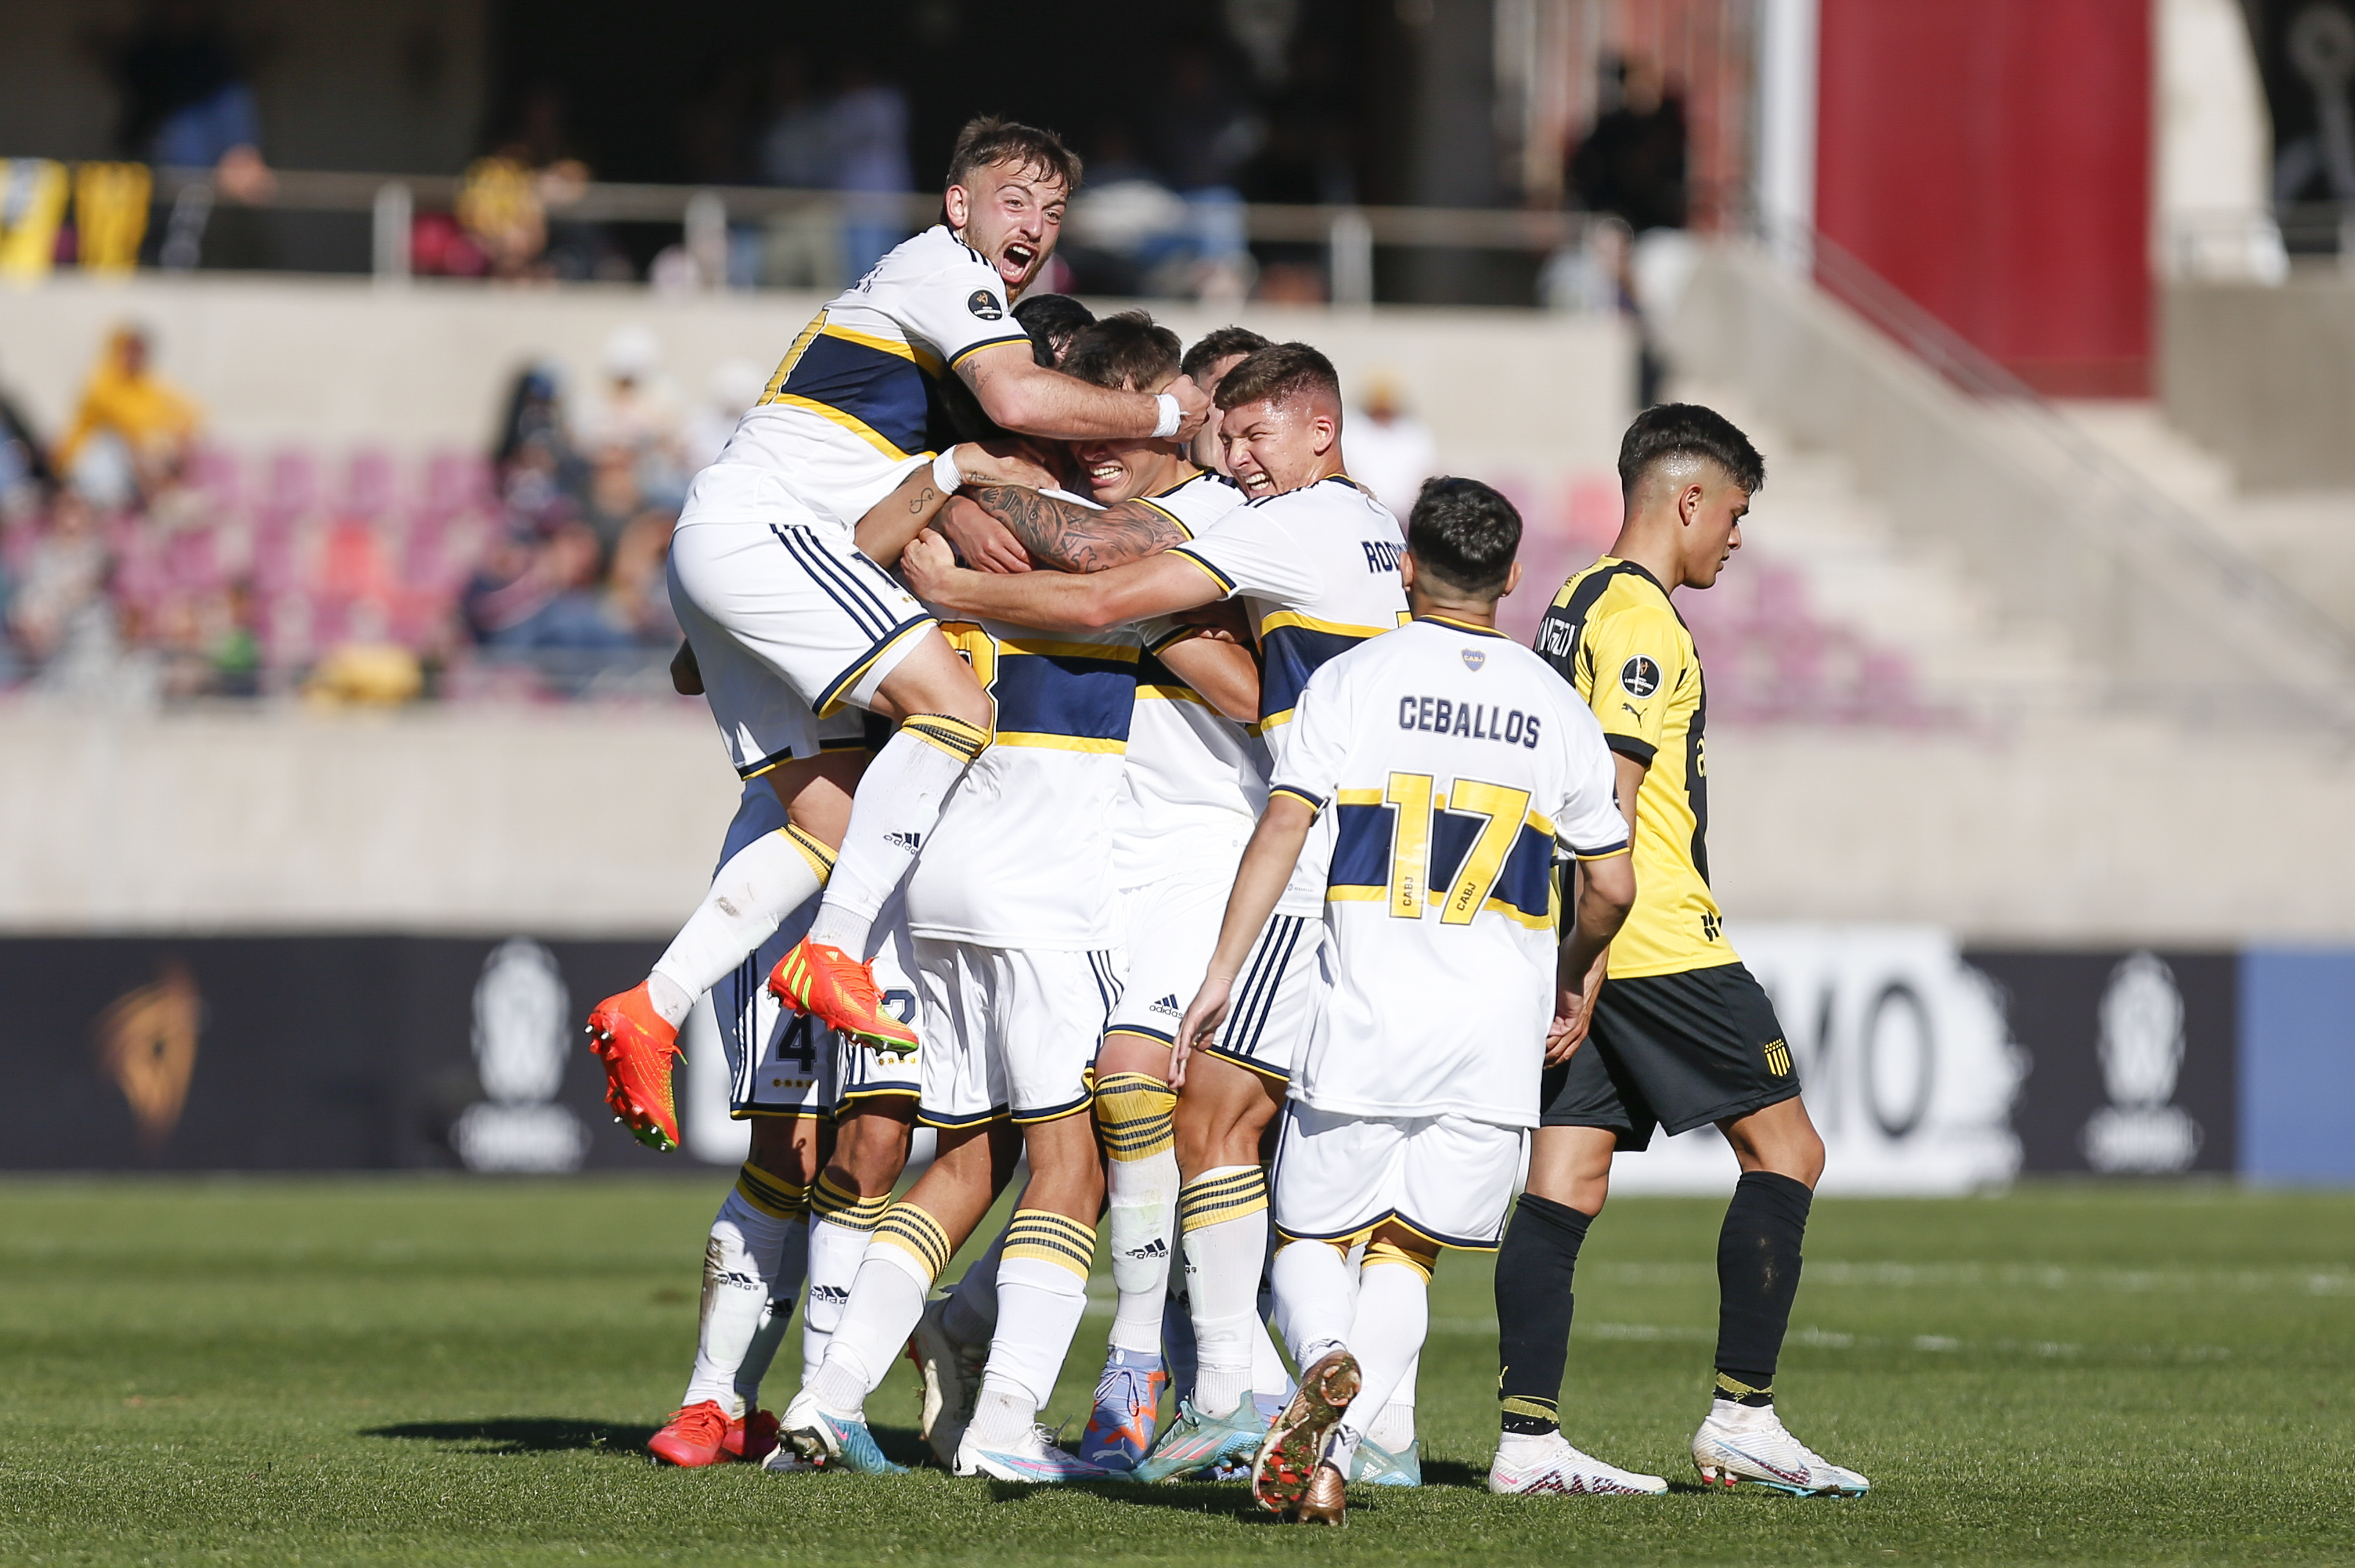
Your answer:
[1691,1401,1870,1496]
[1488,1431,1668,1496]
[954,1421,1117,1483]
[907,1297,987,1468]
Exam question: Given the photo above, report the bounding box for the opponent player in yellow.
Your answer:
[583,116,1209,1156]
[1504,403,1868,1497]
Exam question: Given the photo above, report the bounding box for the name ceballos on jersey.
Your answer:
[1394,693,1545,748]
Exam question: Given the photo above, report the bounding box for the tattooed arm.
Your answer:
[967,483,1190,574]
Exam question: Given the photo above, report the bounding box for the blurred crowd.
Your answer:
[0,322,735,706]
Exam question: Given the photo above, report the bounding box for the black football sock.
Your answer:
[1713,1169,1812,1405]
[1493,1192,1594,1436]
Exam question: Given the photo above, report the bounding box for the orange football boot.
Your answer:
[648,1400,731,1467]
[585,983,682,1152]
[768,936,918,1057]
[722,1407,781,1464]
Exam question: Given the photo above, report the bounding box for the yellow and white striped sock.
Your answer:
[803,1172,891,1370]
[968,1210,1098,1440]
[806,1199,954,1416]
[1096,1070,1179,1356]
[807,715,990,953]
[1178,1165,1268,1419]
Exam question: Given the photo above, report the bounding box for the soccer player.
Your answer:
[1175,475,1639,1524]
[583,116,1209,1153]
[900,342,1409,1483]
[1502,403,1868,1497]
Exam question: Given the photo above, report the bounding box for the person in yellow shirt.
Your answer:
[53,327,201,486]
[1489,403,1870,1500]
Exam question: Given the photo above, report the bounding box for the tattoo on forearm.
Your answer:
[970,484,1185,573]
[906,485,939,514]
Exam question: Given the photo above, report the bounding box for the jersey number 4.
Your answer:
[1383,772,1531,925]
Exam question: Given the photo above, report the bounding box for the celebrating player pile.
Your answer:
[587,113,1868,1515]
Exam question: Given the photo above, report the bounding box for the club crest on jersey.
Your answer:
[966,289,1003,320]
[1461,648,1487,671]
[1619,655,1662,698]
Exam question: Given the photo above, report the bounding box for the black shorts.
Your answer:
[1540,960,1800,1149]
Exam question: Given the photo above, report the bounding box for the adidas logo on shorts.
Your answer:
[1149,994,1182,1017]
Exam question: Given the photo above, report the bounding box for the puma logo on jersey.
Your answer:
[1149,994,1183,1016]
[885,832,922,854]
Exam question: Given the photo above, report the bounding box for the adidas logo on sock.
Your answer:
[1149,994,1182,1016]
[1123,1239,1170,1260]
[809,1284,851,1305]
[884,832,923,854]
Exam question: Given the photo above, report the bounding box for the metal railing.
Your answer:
[138,165,1597,304]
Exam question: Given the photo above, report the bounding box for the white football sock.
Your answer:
[1365,1349,1418,1451]
[651,828,831,1023]
[964,1383,1037,1450]
[682,1176,806,1408]
[1097,1071,1179,1356]
[1178,1165,1268,1419]
[942,1216,1012,1347]
[736,1294,797,1414]
[802,1174,890,1372]
[1338,1257,1430,1441]
[807,718,986,954]
[981,1211,1096,1410]
[1250,1314,1295,1417]
[1269,1238,1355,1372]
[806,1201,952,1417]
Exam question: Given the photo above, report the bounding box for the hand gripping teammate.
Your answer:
[1501,403,1868,1497]
[583,117,1209,1154]
[902,342,1410,1483]
[1176,477,1646,1524]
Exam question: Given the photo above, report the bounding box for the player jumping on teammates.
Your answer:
[900,343,1411,1484]
[583,116,1209,1155]
[1499,403,1869,1497]
[1176,476,1643,1524]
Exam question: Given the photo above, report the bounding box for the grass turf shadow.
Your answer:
[363,1418,660,1456]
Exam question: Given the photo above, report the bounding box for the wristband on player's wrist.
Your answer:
[931,448,964,493]
[1152,392,1181,439]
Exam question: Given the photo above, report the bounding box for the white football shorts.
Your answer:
[671,461,931,779]
[1271,1103,1526,1251]
[1200,910,1325,1084]
[913,938,1121,1128]
[1103,828,1248,1046]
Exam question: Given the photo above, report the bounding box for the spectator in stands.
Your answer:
[574,325,686,509]
[756,51,841,289]
[1345,373,1440,522]
[0,356,55,511]
[53,326,202,502]
[827,57,913,282]
[8,490,120,682]
[1568,55,1687,234]
[111,0,274,203]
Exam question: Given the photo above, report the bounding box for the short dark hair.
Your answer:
[1616,403,1765,500]
[1406,477,1522,599]
[1012,294,1095,367]
[946,116,1083,194]
[1181,325,1272,383]
[1062,310,1183,392]
[1212,342,1340,414]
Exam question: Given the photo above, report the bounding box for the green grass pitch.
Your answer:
[1,1178,2347,1566]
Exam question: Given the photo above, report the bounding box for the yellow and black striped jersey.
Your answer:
[1533,558,1733,978]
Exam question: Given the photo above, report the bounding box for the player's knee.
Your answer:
[1364,1232,1439,1281]
[833,1106,914,1189]
[747,1117,821,1185]
[1095,1070,1179,1165]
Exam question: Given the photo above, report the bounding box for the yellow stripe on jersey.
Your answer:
[765,392,912,462]
[1534,557,1728,978]
[1256,608,1400,641]
[992,731,1127,753]
[817,322,945,379]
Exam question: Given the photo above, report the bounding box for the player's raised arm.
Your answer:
[852,444,1057,564]
[958,344,1208,443]
[900,530,1221,632]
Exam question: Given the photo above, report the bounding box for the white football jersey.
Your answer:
[903,614,1141,949]
[1118,470,1266,881]
[1170,473,1408,912]
[722,226,1030,533]
[1271,616,1629,1127]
